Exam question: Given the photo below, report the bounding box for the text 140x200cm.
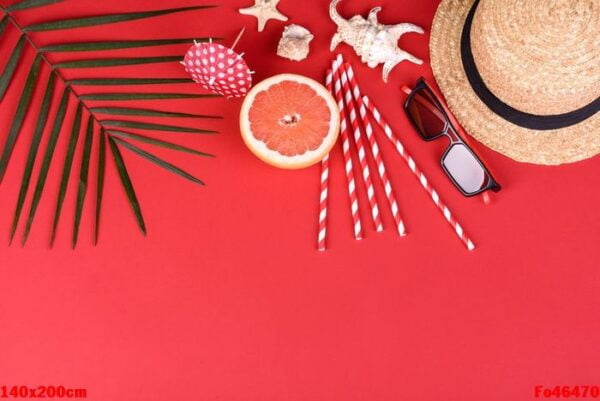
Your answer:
[0,386,87,398]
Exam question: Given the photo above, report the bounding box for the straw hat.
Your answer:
[430,0,599,165]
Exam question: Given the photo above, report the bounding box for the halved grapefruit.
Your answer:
[240,74,340,169]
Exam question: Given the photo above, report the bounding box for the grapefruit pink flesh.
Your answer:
[248,81,332,157]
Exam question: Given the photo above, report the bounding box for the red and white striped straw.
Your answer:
[316,74,335,250]
[363,96,476,251]
[333,56,383,232]
[327,69,364,240]
[341,62,407,237]
[317,152,330,251]
[316,73,333,251]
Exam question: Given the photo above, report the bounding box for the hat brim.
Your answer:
[430,0,600,165]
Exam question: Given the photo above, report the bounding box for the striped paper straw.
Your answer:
[317,74,334,251]
[341,62,407,237]
[317,153,330,251]
[327,69,364,240]
[363,96,476,251]
[333,56,383,232]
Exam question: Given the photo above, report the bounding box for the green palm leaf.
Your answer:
[0,35,27,101]
[108,136,146,235]
[22,88,71,246]
[72,116,94,248]
[91,106,221,119]
[24,6,216,32]
[6,0,64,11]
[108,130,214,158]
[94,130,106,245]
[49,103,83,247]
[54,55,182,69]
[1,3,220,246]
[112,137,204,185]
[0,15,9,36]
[0,54,42,183]
[100,120,218,134]
[80,92,219,101]
[68,78,191,86]
[40,38,215,52]
[10,72,57,244]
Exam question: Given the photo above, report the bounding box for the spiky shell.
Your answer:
[329,0,425,82]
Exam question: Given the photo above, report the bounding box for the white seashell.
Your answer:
[329,0,425,82]
[277,24,314,61]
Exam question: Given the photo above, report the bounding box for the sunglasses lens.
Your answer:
[442,144,487,195]
[407,89,447,139]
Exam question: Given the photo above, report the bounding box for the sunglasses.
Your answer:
[404,78,501,197]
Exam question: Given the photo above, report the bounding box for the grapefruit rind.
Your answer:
[240,74,340,170]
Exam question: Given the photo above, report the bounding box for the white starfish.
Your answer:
[239,0,288,32]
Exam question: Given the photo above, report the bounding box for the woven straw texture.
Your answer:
[430,0,600,165]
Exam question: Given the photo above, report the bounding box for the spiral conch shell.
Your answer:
[329,0,424,82]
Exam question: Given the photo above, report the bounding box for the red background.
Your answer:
[1,0,599,400]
